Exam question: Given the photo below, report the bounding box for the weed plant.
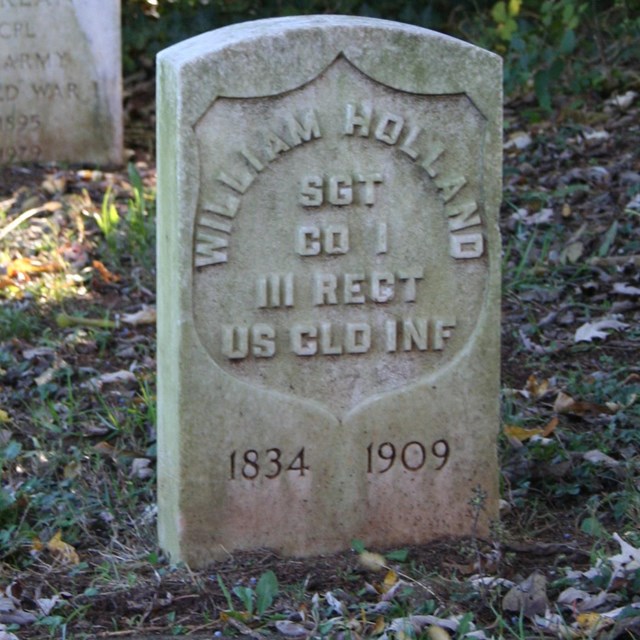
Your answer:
[94,163,156,268]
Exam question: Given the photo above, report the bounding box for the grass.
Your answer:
[0,304,44,341]
[0,209,638,637]
[1,194,638,636]
[0,165,157,585]
[93,163,156,266]
[1,47,640,640]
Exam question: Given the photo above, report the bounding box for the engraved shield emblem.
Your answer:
[192,56,489,415]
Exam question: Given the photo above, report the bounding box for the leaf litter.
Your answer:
[0,56,639,640]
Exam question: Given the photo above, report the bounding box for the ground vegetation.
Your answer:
[0,1,639,638]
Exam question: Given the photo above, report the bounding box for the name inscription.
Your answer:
[195,103,483,268]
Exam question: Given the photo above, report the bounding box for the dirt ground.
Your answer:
[0,65,639,638]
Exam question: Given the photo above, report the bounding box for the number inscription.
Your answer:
[229,447,309,480]
[229,440,449,480]
[0,145,42,163]
[366,439,449,473]
[0,114,41,133]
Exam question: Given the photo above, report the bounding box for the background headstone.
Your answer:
[0,0,122,165]
[157,16,502,566]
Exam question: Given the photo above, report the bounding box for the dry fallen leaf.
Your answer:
[503,417,557,445]
[532,612,573,638]
[582,129,610,143]
[525,374,551,400]
[470,576,516,589]
[121,305,156,326]
[34,357,69,387]
[5,256,60,279]
[274,620,310,637]
[93,441,117,457]
[563,241,584,264]
[609,533,640,579]
[380,580,404,602]
[63,460,82,480]
[0,593,16,615]
[504,131,532,150]
[359,550,386,572]
[575,612,613,634]
[36,594,61,616]
[582,450,620,467]
[553,391,576,413]
[427,625,451,640]
[46,530,79,565]
[503,424,544,442]
[574,318,629,343]
[382,569,398,592]
[557,587,611,612]
[324,591,346,615]
[372,615,386,635]
[390,615,462,636]
[553,391,613,416]
[92,259,120,283]
[83,422,111,437]
[0,625,20,640]
[86,370,137,391]
[542,416,559,437]
[22,346,55,360]
[42,175,68,194]
[130,457,153,479]
[502,572,549,618]
[606,89,638,110]
[613,282,640,296]
[511,207,554,225]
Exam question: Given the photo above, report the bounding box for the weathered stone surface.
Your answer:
[157,15,502,566]
[0,0,122,165]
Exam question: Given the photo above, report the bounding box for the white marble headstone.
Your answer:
[157,16,502,566]
[0,0,122,165]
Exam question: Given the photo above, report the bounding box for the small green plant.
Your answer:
[88,165,155,269]
[0,303,43,340]
[469,485,488,537]
[34,615,66,637]
[126,162,156,259]
[0,441,22,543]
[217,570,279,619]
[94,186,120,251]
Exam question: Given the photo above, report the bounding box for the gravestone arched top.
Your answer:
[158,15,501,126]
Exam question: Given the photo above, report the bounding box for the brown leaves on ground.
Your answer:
[0,57,639,640]
[36,531,80,565]
[0,164,154,302]
[502,86,640,364]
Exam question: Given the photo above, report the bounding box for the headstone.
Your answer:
[157,16,502,566]
[0,0,122,165]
